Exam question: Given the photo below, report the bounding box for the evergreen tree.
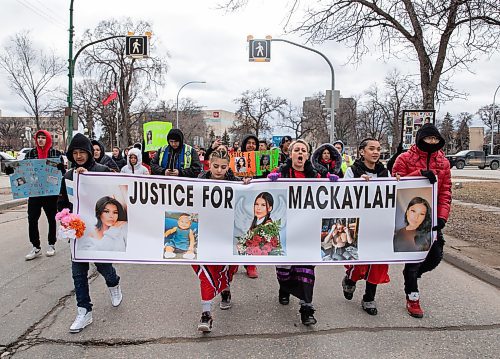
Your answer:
[455,112,471,152]
[221,129,230,146]
[439,112,455,154]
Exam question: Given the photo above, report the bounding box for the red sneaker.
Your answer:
[406,298,424,318]
[246,265,258,278]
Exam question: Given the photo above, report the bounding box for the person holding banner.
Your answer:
[7,130,65,260]
[120,148,150,175]
[239,134,260,278]
[268,139,326,326]
[342,138,392,316]
[194,148,251,332]
[150,129,201,178]
[392,123,451,318]
[312,143,343,178]
[57,133,123,333]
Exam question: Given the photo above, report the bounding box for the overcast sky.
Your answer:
[1,0,499,127]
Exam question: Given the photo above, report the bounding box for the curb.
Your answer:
[0,199,27,211]
[444,249,500,288]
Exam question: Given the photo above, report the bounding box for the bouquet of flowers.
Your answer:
[236,219,283,256]
[56,208,86,240]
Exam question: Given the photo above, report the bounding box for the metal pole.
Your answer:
[67,0,75,144]
[271,39,336,142]
[492,85,500,155]
[176,81,206,129]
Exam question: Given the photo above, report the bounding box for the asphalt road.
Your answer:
[0,206,499,358]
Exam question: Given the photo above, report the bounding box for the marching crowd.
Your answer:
[8,122,451,334]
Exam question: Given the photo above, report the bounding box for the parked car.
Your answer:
[446,150,500,170]
[16,148,32,160]
[0,152,17,173]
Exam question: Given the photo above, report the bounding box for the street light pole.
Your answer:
[271,39,336,142]
[492,85,500,155]
[176,81,206,129]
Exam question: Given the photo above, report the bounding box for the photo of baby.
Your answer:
[321,218,359,261]
[163,212,199,260]
[77,185,128,252]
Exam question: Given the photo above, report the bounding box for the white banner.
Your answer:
[70,173,437,265]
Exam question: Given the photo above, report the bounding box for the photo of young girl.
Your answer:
[77,190,128,252]
[163,212,199,259]
[321,218,359,261]
[394,197,432,252]
[146,130,153,145]
[234,191,287,256]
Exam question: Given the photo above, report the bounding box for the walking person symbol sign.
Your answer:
[126,36,149,58]
[249,39,271,62]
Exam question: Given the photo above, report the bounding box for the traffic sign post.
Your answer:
[126,35,149,58]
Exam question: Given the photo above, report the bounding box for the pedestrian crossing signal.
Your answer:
[126,36,148,58]
[248,39,271,62]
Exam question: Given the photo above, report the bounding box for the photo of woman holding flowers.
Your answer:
[234,191,285,256]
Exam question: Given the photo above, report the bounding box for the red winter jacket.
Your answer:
[392,145,452,221]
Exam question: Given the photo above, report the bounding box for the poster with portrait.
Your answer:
[229,151,258,177]
[71,173,436,265]
[400,110,435,150]
[143,121,173,152]
[8,159,63,199]
[255,148,280,177]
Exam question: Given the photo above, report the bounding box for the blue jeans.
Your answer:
[72,261,120,312]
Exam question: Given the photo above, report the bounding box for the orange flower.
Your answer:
[69,219,86,239]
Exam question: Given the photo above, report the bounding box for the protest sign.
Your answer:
[401,110,435,150]
[70,173,437,265]
[143,121,172,152]
[272,136,284,148]
[9,159,63,199]
[255,149,280,177]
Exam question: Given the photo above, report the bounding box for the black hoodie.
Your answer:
[241,134,259,152]
[150,129,202,178]
[58,134,110,211]
[415,123,445,153]
[91,139,119,172]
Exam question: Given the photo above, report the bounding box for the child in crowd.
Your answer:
[120,148,150,175]
[268,139,337,325]
[342,138,394,315]
[193,148,251,332]
[392,124,451,318]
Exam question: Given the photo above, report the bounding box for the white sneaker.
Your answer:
[109,285,123,307]
[46,245,56,257]
[163,251,176,259]
[25,247,42,261]
[69,307,92,333]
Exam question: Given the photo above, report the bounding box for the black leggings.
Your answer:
[404,232,445,294]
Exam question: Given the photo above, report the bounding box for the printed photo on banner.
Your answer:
[393,188,433,252]
[321,218,359,261]
[233,190,287,256]
[163,212,199,260]
[229,151,257,177]
[77,185,128,252]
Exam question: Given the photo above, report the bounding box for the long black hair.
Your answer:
[250,192,274,230]
[404,197,432,250]
[95,196,127,230]
[236,157,246,172]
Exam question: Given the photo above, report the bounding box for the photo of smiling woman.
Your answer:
[393,197,432,252]
[78,196,128,252]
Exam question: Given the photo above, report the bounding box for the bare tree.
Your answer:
[222,1,500,109]
[78,18,168,146]
[477,104,500,139]
[278,103,314,139]
[0,31,65,129]
[230,88,287,138]
[0,119,26,149]
[356,85,389,141]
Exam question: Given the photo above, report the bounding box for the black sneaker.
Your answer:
[361,300,378,315]
[278,289,290,305]
[299,305,317,326]
[342,276,356,300]
[197,311,213,333]
[220,291,232,310]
